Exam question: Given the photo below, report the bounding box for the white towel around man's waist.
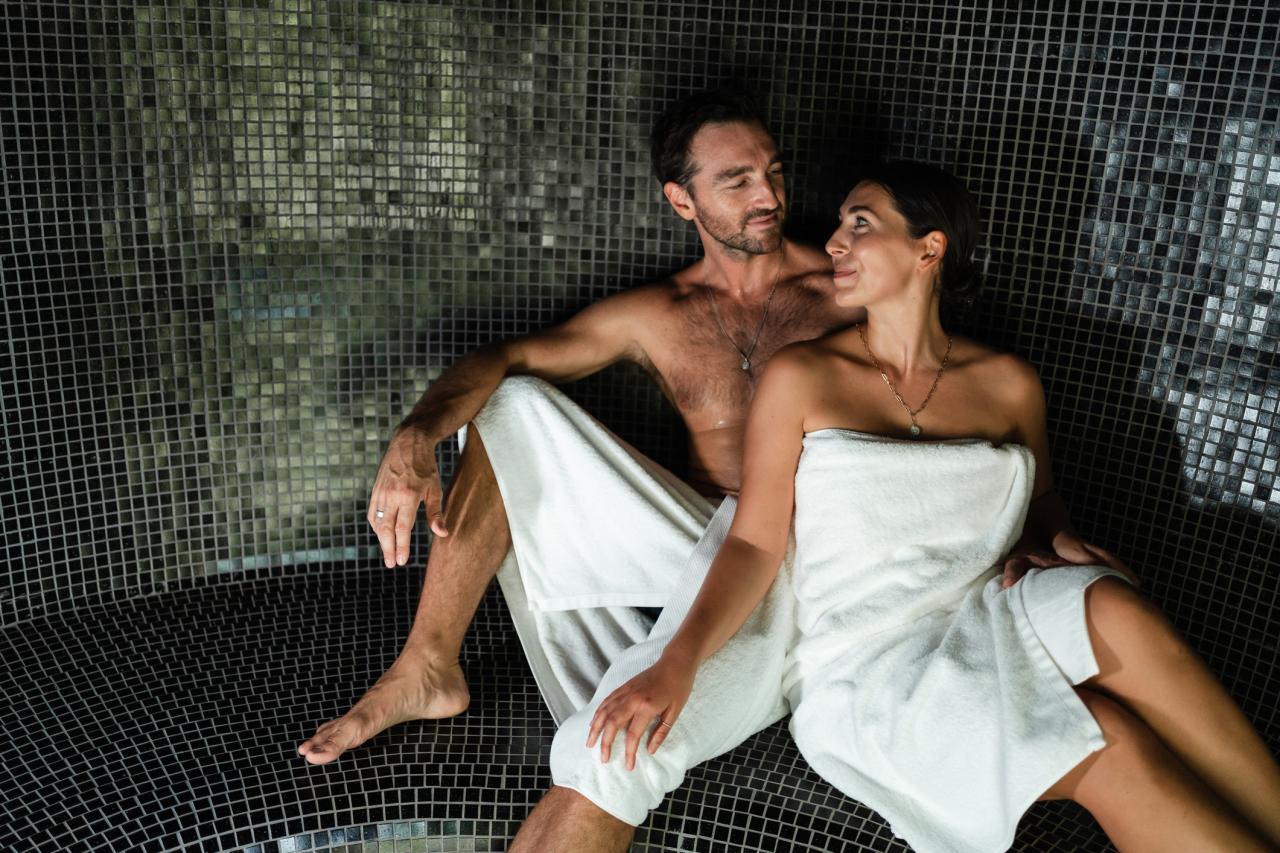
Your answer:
[549,495,797,826]
[459,376,717,723]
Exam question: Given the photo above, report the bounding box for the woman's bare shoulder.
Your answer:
[772,326,859,372]
[950,338,1045,419]
[755,333,859,420]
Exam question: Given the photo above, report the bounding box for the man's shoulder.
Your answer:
[787,240,836,276]
[568,276,694,356]
[618,264,718,315]
[583,277,682,317]
[612,267,701,301]
[779,242,866,326]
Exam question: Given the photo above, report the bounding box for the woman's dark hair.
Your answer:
[857,161,983,306]
[649,88,771,189]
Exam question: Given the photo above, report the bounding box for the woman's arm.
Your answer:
[1005,360,1138,587]
[1012,363,1075,545]
[585,347,812,768]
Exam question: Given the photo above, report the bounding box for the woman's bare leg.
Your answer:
[298,427,511,764]
[1041,688,1270,851]
[1078,577,1280,844]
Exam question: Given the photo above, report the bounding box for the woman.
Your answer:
[578,163,1280,851]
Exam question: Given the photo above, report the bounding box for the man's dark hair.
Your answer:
[858,161,984,307]
[649,88,771,188]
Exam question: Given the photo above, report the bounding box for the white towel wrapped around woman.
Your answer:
[784,428,1129,852]
[552,424,1129,853]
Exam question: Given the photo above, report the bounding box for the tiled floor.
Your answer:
[3,567,1114,851]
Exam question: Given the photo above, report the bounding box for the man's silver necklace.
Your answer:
[707,271,782,372]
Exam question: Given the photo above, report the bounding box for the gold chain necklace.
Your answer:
[707,267,782,372]
[857,324,953,438]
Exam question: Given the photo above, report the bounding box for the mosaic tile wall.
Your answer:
[3,0,1277,716]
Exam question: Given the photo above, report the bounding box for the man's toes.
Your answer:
[301,734,343,764]
[298,721,340,758]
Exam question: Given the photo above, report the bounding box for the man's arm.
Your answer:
[370,287,656,567]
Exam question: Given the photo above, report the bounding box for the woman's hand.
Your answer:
[586,652,697,770]
[1000,532,1074,588]
[1001,531,1140,589]
[1049,530,1141,587]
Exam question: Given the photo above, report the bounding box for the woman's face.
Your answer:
[825,181,935,309]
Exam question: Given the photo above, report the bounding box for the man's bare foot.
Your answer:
[297,653,470,765]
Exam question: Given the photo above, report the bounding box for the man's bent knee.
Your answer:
[512,786,635,853]
[486,374,559,413]
[547,785,634,823]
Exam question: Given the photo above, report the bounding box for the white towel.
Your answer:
[549,496,798,826]
[459,376,716,723]
[786,428,1130,853]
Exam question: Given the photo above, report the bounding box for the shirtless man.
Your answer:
[296,90,865,848]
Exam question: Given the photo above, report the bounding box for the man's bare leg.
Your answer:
[298,428,511,764]
[509,787,635,853]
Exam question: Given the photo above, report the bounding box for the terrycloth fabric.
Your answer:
[467,381,1127,843]
[459,376,716,724]
[549,496,798,826]
[785,428,1131,853]
[546,425,1128,837]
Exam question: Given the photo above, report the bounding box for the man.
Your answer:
[297,90,865,849]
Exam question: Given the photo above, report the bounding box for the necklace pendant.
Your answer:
[741,357,751,371]
[909,424,922,437]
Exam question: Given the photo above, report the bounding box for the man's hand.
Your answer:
[586,653,697,770]
[1000,531,1140,589]
[368,424,449,568]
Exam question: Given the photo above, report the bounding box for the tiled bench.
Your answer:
[2,568,1113,852]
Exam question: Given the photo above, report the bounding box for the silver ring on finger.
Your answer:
[658,719,673,729]
[375,509,386,519]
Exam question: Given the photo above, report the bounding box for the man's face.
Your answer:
[680,121,786,255]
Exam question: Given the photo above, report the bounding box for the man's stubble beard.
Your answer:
[696,205,786,255]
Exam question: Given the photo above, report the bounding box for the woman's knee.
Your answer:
[1084,575,1153,624]
[1085,576,1194,671]
[1080,688,1152,748]
[1051,688,1166,806]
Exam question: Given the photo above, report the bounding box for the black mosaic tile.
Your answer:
[2,569,1127,852]
[3,0,1278,849]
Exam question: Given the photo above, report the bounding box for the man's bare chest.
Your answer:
[642,290,835,422]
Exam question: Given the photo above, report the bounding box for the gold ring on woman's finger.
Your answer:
[658,720,673,729]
